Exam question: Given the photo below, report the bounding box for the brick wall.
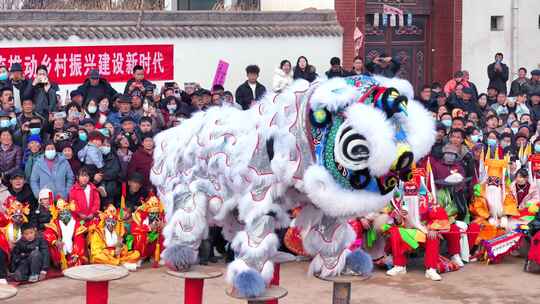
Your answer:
[335,0,365,69]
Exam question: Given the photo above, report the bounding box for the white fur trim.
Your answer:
[309,78,358,112]
[400,100,436,160]
[373,75,414,100]
[303,165,393,217]
[345,103,397,176]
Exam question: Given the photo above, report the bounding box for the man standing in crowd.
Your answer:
[510,67,529,97]
[124,65,154,96]
[77,69,117,103]
[7,63,30,111]
[487,52,509,94]
[325,57,349,78]
[235,65,266,110]
[525,69,540,95]
[24,65,58,117]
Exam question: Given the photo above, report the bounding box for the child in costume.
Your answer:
[385,168,466,281]
[88,204,140,270]
[131,195,165,267]
[43,198,88,269]
[0,198,29,284]
[10,223,49,282]
[470,146,519,244]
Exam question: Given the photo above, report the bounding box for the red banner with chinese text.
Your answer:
[0,44,174,85]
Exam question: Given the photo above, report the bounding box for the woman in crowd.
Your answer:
[0,129,22,183]
[293,56,317,83]
[272,59,293,93]
[30,141,74,199]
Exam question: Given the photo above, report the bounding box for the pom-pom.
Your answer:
[162,244,198,271]
[233,269,266,298]
[345,249,373,275]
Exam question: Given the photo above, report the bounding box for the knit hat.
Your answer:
[38,188,52,200]
[27,134,42,145]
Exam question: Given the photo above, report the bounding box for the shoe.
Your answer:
[136,260,143,268]
[386,266,407,276]
[28,274,39,283]
[450,254,464,267]
[425,268,442,281]
[0,278,7,285]
[122,263,137,271]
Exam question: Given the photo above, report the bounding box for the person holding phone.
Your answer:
[24,65,58,117]
[123,65,154,96]
[487,52,509,95]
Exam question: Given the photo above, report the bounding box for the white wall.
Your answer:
[260,0,333,11]
[462,0,540,93]
[3,36,341,95]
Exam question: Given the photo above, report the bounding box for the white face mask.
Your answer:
[87,105,97,114]
[167,104,177,112]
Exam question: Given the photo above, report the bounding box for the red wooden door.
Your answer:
[364,14,430,94]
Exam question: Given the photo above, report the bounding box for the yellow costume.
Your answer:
[89,204,140,266]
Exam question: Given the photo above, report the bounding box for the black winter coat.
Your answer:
[235,81,266,110]
[77,78,118,103]
[487,62,509,94]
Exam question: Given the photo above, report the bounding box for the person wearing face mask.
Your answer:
[23,135,42,181]
[30,141,74,199]
[76,69,117,104]
[84,99,100,125]
[77,131,105,182]
[161,96,178,127]
[439,112,453,131]
[0,66,9,91]
[465,127,483,149]
[432,144,470,221]
[97,140,121,208]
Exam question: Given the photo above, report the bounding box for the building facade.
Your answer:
[0,10,342,94]
[462,0,540,93]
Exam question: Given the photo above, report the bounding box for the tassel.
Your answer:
[60,250,68,270]
[121,183,127,211]
[153,243,160,268]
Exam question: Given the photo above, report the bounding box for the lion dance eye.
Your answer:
[334,122,370,171]
[310,109,332,128]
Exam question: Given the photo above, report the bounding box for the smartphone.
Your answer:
[164,82,175,88]
[53,112,67,119]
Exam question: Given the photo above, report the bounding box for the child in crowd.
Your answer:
[10,223,49,282]
[69,167,101,226]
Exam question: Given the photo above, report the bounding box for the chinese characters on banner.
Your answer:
[0,44,174,85]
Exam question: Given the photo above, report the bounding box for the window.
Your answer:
[538,15,540,29]
[177,0,218,10]
[490,16,504,31]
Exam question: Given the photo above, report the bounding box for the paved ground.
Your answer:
[5,257,540,304]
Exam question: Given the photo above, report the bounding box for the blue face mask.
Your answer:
[442,119,452,128]
[487,138,497,147]
[0,73,7,81]
[0,120,10,129]
[535,144,540,153]
[470,135,480,143]
[79,132,88,142]
[100,146,111,155]
[9,117,17,127]
[98,128,110,137]
[30,128,41,135]
[44,150,56,160]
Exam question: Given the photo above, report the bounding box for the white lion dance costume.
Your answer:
[151,75,435,297]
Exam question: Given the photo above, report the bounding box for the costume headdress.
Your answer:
[100,204,119,221]
[139,195,164,214]
[50,197,77,221]
[5,197,30,223]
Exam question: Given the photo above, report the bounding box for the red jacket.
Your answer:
[68,182,101,219]
[127,147,154,190]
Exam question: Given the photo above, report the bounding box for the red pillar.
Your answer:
[86,281,109,304]
[335,0,366,69]
[266,263,281,304]
[184,278,204,304]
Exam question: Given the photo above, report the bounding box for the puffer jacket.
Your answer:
[272,68,293,93]
[0,144,23,178]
